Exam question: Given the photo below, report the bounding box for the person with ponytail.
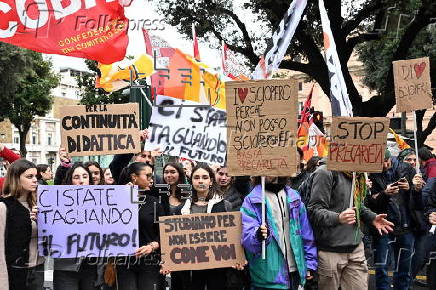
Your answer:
[0,159,43,289]
[117,162,165,290]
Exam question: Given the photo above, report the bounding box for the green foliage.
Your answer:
[357,4,436,101]
[0,43,59,156]
[76,59,129,105]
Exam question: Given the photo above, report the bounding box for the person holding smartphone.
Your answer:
[366,150,421,290]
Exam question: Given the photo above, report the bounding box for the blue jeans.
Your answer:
[373,232,415,290]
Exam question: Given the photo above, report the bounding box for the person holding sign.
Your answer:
[0,159,42,290]
[117,162,165,290]
[175,164,245,290]
[307,164,393,290]
[53,163,99,290]
[241,176,317,290]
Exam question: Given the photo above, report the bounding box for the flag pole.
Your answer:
[261,176,266,259]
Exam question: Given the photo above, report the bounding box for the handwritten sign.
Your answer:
[159,212,245,271]
[144,96,227,165]
[328,117,389,172]
[60,103,140,156]
[37,185,139,258]
[393,57,432,112]
[225,79,298,176]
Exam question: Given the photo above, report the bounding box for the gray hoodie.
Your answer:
[307,165,376,253]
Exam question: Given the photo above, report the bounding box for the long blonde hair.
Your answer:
[2,159,37,208]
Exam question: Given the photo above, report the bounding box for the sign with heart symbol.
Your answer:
[414,62,426,79]
[393,57,432,113]
[237,88,249,103]
[225,79,299,176]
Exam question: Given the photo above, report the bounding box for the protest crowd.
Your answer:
[0,0,435,289]
[0,130,435,290]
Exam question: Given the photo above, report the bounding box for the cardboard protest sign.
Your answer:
[60,103,140,156]
[159,212,245,271]
[225,79,298,176]
[144,96,227,165]
[393,57,432,112]
[37,185,139,258]
[328,117,389,172]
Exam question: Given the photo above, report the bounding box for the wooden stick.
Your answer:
[261,176,266,259]
[349,172,356,208]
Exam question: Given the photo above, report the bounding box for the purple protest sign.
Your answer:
[37,185,139,258]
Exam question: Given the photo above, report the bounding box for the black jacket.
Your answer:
[366,160,425,234]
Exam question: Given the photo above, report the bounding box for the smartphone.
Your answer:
[391,182,399,187]
[398,177,407,183]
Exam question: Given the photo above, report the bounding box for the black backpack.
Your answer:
[298,170,338,205]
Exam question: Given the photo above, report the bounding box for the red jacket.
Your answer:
[0,147,21,190]
[424,157,436,179]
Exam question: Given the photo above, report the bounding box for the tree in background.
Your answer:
[358,6,436,147]
[153,0,435,144]
[0,43,59,157]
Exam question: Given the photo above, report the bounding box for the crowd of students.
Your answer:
[0,135,435,290]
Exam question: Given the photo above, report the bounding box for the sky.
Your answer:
[46,0,366,72]
[47,0,222,72]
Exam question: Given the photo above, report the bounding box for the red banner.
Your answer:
[0,0,129,64]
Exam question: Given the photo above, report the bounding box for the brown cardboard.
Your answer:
[159,212,246,271]
[393,57,433,113]
[225,79,298,176]
[327,117,389,173]
[60,103,140,156]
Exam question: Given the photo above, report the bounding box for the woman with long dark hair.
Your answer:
[53,162,98,290]
[177,164,244,290]
[0,159,43,290]
[117,162,165,290]
[162,162,188,216]
[84,161,105,185]
[36,164,53,185]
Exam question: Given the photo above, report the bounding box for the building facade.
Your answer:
[0,67,83,174]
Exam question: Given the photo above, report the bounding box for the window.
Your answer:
[32,133,37,145]
[298,82,303,91]
[47,133,52,146]
[13,136,19,144]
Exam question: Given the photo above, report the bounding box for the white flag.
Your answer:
[252,0,307,79]
[319,0,353,117]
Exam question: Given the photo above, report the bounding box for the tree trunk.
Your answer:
[18,128,29,158]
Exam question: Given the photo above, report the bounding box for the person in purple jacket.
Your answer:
[241,176,317,290]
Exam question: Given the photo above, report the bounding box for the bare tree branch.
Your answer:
[345,33,382,59]
[341,0,386,35]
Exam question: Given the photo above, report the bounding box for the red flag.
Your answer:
[192,23,200,61]
[143,29,174,97]
[0,0,129,64]
[221,41,249,80]
[299,84,314,124]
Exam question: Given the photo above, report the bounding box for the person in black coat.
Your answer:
[117,162,165,290]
